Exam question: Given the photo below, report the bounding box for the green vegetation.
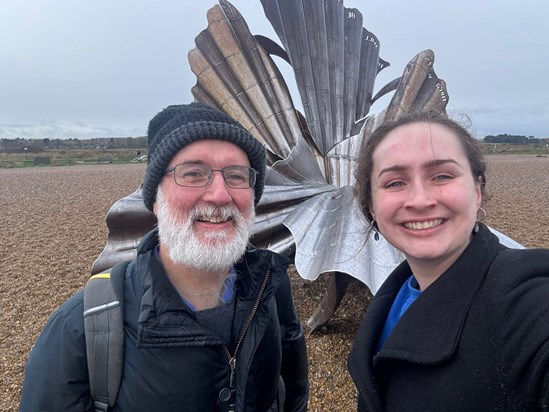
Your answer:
[0,137,148,168]
[480,135,549,155]
[1,135,547,168]
[0,149,146,168]
[483,134,543,144]
[1,136,147,152]
[480,144,548,155]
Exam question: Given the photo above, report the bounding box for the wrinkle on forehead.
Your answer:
[170,139,250,168]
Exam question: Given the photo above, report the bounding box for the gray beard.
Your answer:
[155,188,255,272]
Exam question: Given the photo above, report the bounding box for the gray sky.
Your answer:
[1,0,548,140]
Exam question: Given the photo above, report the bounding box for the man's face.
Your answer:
[154,139,255,271]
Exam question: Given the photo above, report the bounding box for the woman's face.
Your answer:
[369,121,482,275]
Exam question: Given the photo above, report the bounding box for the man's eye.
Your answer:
[178,167,209,180]
[226,173,246,182]
[434,174,452,181]
[183,170,206,178]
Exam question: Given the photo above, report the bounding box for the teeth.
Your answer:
[198,216,229,223]
[191,205,236,223]
[404,219,443,230]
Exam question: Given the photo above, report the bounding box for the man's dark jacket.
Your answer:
[348,223,549,411]
[21,230,309,411]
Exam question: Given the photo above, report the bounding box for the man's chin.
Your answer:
[196,232,233,247]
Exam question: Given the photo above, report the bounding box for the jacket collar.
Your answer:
[349,223,502,410]
[375,224,502,365]
[134,230,289,347]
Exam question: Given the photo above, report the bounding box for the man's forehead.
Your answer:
[171,139,250,165]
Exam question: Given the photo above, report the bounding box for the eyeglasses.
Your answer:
[165,163,257,189]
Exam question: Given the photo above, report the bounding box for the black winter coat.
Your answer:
[21,230,308,411]
[348,223,549,411]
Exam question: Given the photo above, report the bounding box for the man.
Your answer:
[20,102,309,411]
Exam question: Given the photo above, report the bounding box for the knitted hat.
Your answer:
[142,102,266,212]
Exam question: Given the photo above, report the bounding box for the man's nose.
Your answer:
[201,171,232,204]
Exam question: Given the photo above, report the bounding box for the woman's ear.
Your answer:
[368,201,376,221]
[475,176,483,208]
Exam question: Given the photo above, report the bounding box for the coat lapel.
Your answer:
[348,265,409,411]
[375,225,501,365]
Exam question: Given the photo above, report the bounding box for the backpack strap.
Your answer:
[83,260,130,412]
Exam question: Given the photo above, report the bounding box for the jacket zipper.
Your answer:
[222,268,271,408]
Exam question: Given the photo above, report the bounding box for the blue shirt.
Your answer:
[153,245,236,312]
[376,275,421,352]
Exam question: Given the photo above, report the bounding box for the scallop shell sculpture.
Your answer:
[92,0,522,330]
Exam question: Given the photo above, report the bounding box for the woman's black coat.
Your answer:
[348,223,549,411]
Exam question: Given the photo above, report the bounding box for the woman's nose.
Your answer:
[404,181,437,209]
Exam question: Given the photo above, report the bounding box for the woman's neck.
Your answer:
[407,233,474,291]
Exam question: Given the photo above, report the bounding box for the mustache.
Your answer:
[188,203,240,222]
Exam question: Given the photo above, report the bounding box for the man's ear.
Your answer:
[153,187,160,217]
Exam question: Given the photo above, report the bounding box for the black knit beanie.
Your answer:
[142,102,266,212]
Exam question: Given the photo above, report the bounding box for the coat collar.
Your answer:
[375,224,502,365]
[349,223,503,410]
[134,230,289,347]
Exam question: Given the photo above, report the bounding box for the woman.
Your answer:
[348,111,549,411]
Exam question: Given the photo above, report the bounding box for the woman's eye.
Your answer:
[385,181,404,188]
[434,174,452,181]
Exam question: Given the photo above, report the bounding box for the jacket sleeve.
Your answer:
[275,269,309,412]
[491,249,549,410]
[357,394,368,412]
[20,290,94,412]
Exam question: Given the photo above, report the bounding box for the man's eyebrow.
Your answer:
[176,160,207,165]
[377,159,460,178]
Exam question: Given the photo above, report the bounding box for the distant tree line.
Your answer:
[2,134,546,153]
[483,134,546,144]
[0,136,147,152]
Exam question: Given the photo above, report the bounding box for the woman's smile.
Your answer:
[402,218,444,231]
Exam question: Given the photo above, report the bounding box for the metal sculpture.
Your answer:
[92,0,522,330]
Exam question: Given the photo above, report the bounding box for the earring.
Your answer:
[474,207,486,234]
[372,220,380,241]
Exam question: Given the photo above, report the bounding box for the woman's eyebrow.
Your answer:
[378,159,460,178]
[378,164,406,178]
[425,159,460,168]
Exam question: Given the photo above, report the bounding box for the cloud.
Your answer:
[0,120,144,140]
[451,104,549,138]
[1,0,548,139]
